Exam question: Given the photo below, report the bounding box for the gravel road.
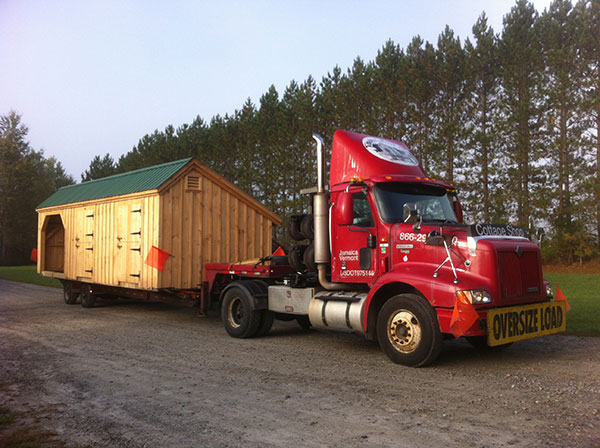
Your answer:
[1,279,599,447]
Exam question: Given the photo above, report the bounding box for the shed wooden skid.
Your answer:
[36,159,280,291]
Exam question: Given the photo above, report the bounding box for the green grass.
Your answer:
[0,265,61,288]
[545,273,600,336]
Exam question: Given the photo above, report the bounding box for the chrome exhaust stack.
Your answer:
[312,133,347,291]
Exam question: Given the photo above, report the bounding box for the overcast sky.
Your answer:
[0,0,553,180]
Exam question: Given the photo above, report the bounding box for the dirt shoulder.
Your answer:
[0,279,598,447]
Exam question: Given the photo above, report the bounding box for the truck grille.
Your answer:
[498,250,541,301]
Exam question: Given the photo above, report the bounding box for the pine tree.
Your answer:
[81,153,117,181]
[539,0,589,259]
[499,0,544,227]
[578,0,600,246]
[404,36,437,172]
[0,111,74,264]
[464,13,503,222]
[432,26,468,183]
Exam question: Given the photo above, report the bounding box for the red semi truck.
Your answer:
[204,130,566,366]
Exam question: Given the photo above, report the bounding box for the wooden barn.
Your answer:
[36,158,281,291]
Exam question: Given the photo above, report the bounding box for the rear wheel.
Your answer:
[63,282,78,305]
[80,285,96,308]
[256,310,275,337]
[221,286,262,338]
[377,294,442,367]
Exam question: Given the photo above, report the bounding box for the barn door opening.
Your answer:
[41,214,65,273]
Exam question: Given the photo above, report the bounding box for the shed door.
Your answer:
[115,202,142,284]
[74,207,94,279]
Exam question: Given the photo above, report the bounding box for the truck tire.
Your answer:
[80,285,97,308]
[287,216,305,241]
[256,310,275,337]
[303,244,316,271]
[63,281,79,305]
[221,286,262,338]
[300,214,314,240]
[376,294,442,367]
[288,245,307,272]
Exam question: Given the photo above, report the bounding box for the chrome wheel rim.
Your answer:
[387,310,422,354]
[227,297,243,329]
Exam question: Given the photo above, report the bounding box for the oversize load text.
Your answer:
[488,302,566,345]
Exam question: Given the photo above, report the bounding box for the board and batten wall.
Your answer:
[157,166,275,289]
[37,163,278,291]
[37,192,161,290]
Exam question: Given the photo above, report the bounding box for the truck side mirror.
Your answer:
[403,202,421,233]
[335,191,354,226]
[403,203,419,224]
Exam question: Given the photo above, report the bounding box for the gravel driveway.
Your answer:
[0,279,598,447]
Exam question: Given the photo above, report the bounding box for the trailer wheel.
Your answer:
[221,286,261,338]
[63,282,79,305]
[376,294,442,367]
[80,285,97,308]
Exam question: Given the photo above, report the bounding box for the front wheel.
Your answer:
[377,294,442,367]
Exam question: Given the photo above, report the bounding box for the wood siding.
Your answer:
[157,167,273,289]
[38,194,160,289]
[37,161,277,291]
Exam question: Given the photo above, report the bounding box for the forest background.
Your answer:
[1,0,598,266]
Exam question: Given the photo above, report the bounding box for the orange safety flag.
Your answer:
[449,291,480,338]
[145,246,170,271]
[555,285,571,312]
[30,248,38,262]
[272,246,285,257]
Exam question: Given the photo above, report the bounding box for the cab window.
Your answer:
[352,192,374,227]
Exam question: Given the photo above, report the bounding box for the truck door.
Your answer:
[331,189,378,284]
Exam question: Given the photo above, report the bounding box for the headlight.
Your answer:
[544,280,553,298]
[461,289,493,305]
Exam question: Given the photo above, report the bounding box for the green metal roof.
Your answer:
[37,158,193,209]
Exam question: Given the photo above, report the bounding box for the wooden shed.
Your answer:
[36,158,281,291]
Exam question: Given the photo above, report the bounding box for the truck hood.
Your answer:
[388,223,545,307]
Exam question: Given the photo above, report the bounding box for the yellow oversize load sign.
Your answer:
[487,301,567,346]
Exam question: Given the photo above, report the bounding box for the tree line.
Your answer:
[2,0,598,265]
[0,112,74,264]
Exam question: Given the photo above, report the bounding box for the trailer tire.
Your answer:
[376,294,442,367]
[80,285,97,308]
[221,286,262,338]
[63,282,79,305]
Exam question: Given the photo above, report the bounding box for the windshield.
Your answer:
[373,182,458,223]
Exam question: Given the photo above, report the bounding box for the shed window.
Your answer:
[187,175,201,191]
